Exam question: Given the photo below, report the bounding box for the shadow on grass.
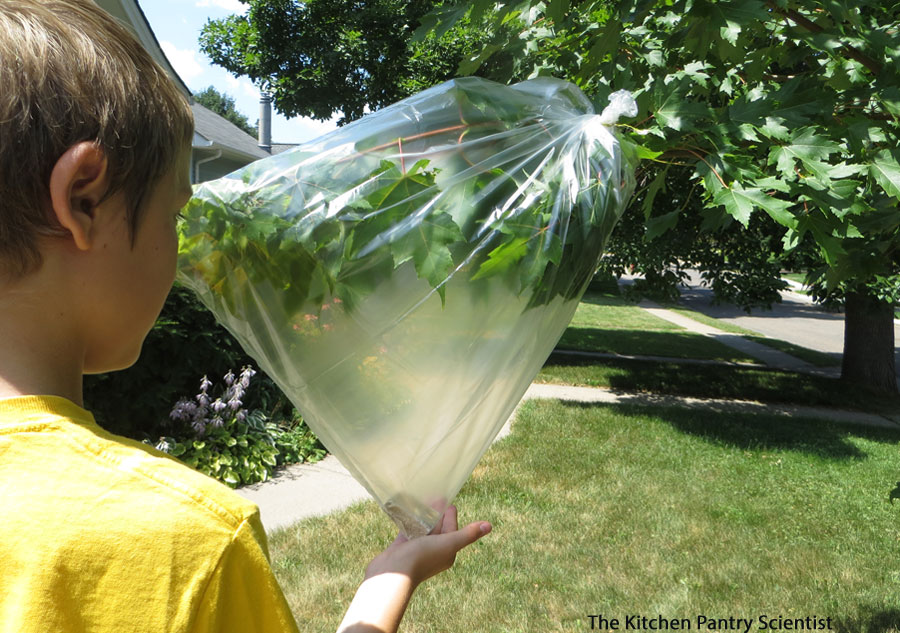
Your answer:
[557,400,900,460]
[557,328,749,361]
[542,354,900,415]
[834,608,900,633]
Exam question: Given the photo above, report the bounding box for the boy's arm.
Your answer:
[190,514,301,633]
[338,506,491,633]
[337,573,414,633]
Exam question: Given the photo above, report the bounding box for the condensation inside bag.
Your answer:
[177,77,637,537]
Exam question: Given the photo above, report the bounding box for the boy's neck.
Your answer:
[0,276,86,408]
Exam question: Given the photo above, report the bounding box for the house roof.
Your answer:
[270,143,301,155]
[192,103,271,161]
[97,0,299,161]
[95,0,191,99]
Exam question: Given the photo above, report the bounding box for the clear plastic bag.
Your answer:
[177,77,636,537]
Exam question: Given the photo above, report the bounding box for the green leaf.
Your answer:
[714,183,794,228]
[517,231,563,293]
[869,150,900,200]
[759,117,791,141]
[632,145,663,161]
[222,469,240,486]
[880,86,900,117]
[645,210,679,241]
[472,237,529,281]
[391,212,464,304]
[767,127,841,179]
[546,0,569,23]
[641,167,668,220]
[457,43,503,75]
[412,3,470,41]
[655,88,711,131]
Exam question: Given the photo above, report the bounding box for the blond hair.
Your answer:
[0,0,194,279]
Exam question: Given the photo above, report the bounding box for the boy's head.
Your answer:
[0,0,194,281]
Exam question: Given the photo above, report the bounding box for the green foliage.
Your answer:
[271,417,327,467]
[159,411,281,488]
[158,415,325,488]
[599,165,800,311]
[194,86,258,138]
[416,0,900,299]
[152,368,325,488]
[178,83,629,341]
[198,0,516,124]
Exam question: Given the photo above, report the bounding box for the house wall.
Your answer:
[192,155,254,183]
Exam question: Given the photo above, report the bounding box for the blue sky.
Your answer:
[139,0,338,144]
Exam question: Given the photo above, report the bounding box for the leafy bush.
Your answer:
[84,285,296,440]
[149,367,325,487]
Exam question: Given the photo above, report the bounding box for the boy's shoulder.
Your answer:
[0,394,259,535]
[0,394,288,632]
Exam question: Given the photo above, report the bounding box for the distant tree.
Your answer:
[194,85,258,138]
[198,0,513,125]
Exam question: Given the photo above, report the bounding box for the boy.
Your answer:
[0,1,491,631]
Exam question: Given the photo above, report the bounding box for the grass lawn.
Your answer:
[559,293,759,364]
[782,272,808,285]
[538,354,900,416]
[268,400,900,632]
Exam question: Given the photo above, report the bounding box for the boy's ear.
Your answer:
[48,142,111,251]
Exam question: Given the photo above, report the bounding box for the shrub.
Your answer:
[84,285,296,440]
[149,367,325,487]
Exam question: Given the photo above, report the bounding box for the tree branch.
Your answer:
[766,2,884,75]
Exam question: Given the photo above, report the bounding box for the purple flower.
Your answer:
[239,366,256,389]
[212,398,227,414]
[191,419,206,435]
[224,370,235,387]
[196,393,210,409]
[228,397,242,411]
[230,383,245,400]
[199,375,212,393]
[235,410,247,423]
[169,398,193,422]
[209,416,224,429]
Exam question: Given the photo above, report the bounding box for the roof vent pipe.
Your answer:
[259,91,273,152]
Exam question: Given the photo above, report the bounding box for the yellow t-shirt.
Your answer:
[0,395,301,633]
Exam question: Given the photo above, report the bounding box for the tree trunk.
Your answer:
[841,291,898,394]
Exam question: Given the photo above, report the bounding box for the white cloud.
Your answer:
[225,75,260,100]
[195,0,247,13]
[160,41,205,82]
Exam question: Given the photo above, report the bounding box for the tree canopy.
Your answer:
[425,1,899,293]
[199,0,513,124]
[194,85,258,138]
[429,0,900,390]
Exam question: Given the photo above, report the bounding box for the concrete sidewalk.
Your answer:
[638,299,834,376]
[237,381,900,534]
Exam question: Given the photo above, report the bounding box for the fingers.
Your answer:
[439,520,492,552]
[440,505,458,534]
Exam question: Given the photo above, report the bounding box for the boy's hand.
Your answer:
[364,505,492,587]
[337,506,491,632]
